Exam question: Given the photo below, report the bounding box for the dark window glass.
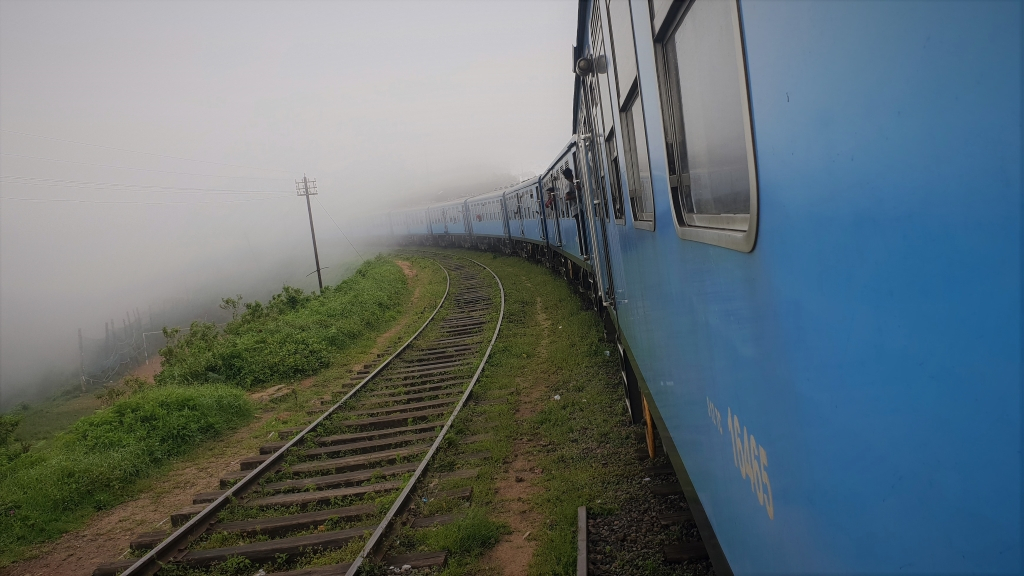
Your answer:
[606,129,626,222]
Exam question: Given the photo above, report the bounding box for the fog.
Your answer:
[0,0,579,408]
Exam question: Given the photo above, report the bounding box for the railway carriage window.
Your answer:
[621,93,655,226]
[605,0,653,229]
[605,129,626,223]
[654,0,757,250]
[606,0,637,106]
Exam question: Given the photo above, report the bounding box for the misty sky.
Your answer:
[0,0,579,400]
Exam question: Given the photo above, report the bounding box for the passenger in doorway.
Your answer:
[561,167,590,257]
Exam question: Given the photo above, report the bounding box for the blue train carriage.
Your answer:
[541,141,594,275]
[502,177,548,259]
[572,0,1021,575]
[465,190,510,250]
[427,200,471,246]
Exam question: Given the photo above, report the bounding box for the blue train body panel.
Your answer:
[466,191,508,239]
[504,179,547,245]
[391,208,430,236]
[391,1,1021,573]
[428,201,468,236]
[598,0,1020,573]
[543,142,590,267]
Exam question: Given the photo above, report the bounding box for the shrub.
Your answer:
[156,256,408,389]
[0,384,253,563]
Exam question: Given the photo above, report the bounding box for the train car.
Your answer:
[540,141,590,267]
[503,178,550,260]
[465,190,509,249]
[426,200,470,244]
[389,0,1021,573]
[564,0,1022,574]
[389,207,430,244]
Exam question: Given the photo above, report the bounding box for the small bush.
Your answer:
[96,375,151,407]
[156,256,408,389]
[0,414,25,465]
[0,384,253,563]
[415,509,508,558]
[0,414,21,447]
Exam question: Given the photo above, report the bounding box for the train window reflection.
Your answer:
[621,93,654,226]
[657,0,756,236]
[606,0,637,107]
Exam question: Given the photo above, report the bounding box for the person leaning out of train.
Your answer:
[561,167,580,216]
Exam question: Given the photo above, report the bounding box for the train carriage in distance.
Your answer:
[540,141,591,269]
[502,177,547,258]
[389,207,430,238]
[385,0,1022,574]
[465,190,510,249]
[426,200,470,245]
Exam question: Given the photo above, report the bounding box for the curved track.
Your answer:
[96,254,504,576]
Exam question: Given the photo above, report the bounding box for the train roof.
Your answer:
[542,138,578,175]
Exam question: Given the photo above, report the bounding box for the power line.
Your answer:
[0,152,292,181]
[0,195,290,206]
[0,175,291,195]
[0,129,294,174]
[314,196,363,260]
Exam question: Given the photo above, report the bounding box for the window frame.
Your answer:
[605,128,627,224]
[620,87,655,230]
[606,0,654,232]
[653,0,759,252]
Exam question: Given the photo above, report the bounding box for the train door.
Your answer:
[515,191,526,236]
[578,80,616,305]
[536,185,546,241]
[500,196,511,239]
[575,3,617,307]
[544,172,564,247]
[570,150,591,259]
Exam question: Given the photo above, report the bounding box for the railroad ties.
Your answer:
[96,255,503,576]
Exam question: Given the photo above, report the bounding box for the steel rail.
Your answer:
[344,254,505,575]
[120,258,451,576]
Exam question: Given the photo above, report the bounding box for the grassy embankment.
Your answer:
[381,250,644,576]
[0,255,437,567]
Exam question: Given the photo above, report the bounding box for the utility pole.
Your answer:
[296,175,324,293]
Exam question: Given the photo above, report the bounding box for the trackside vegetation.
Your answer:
[400,250,655,575]
[157,255,410,389]
[0,384,253,564]
[0,256,414,566]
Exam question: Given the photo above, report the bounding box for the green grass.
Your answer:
[427,249,634,576]
[0,255,441,568]
[156,255,410,389]
[7,393,104,445]
[0,384,254,565]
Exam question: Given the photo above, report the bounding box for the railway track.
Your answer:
[95,254,504,576]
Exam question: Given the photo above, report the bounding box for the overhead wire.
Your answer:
[1,128,294,174]
[314,196,363,260]
[0,195,290,206]
[0,152,292,181]
[0,175,292,195]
